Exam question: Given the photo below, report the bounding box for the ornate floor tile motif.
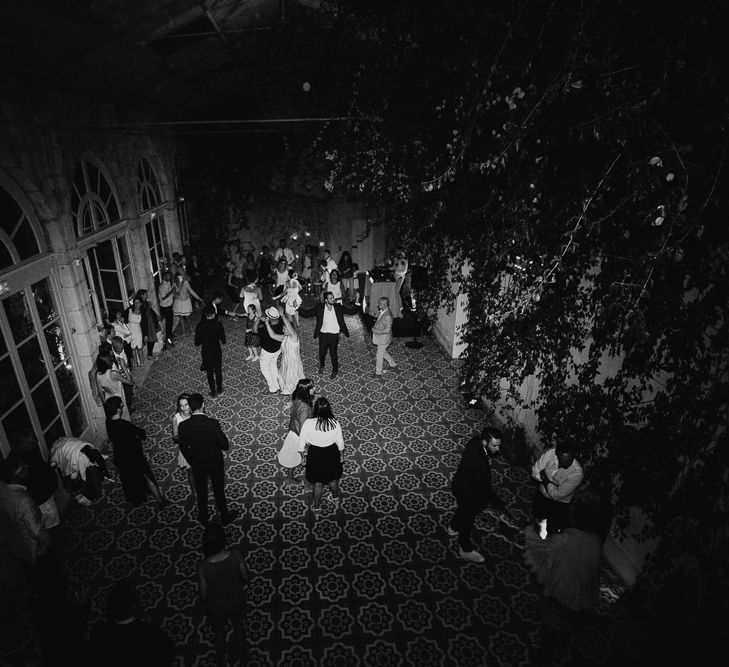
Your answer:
[2,312,634,666]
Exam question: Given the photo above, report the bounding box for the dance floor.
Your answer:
[4,312,635,666]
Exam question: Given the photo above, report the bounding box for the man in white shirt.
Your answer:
[322,248,338,274]
[314,291,350,379]
[276,238,295,267]
[531,446,584,535]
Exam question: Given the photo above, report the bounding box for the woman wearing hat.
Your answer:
[258,306,285,395]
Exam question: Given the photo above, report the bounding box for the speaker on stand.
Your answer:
[405,265,427,349]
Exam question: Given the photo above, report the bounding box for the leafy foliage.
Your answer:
[319,0,729,630]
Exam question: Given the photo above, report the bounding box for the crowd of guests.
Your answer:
[0,239,607,666]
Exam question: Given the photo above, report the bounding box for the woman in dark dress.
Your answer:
[198,523,250,667]
[104,396,169,509]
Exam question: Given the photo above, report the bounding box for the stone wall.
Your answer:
[0,78,181,450]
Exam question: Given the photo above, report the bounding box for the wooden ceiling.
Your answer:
[0,0,335,118]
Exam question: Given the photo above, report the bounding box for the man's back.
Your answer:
[195,319,225,355]
[178,414,228,468]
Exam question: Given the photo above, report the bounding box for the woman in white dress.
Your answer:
[277,379,314,485]
[126,296,144,368]
[171,393,194,496]
[277,314,304,396]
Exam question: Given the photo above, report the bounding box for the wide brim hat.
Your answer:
[265,307,280,319]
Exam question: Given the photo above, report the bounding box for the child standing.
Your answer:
[244,304,261,361]
[281,274,303,327]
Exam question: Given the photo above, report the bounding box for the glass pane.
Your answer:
[32,278,58,327]
[0,326,6,356]
[18,336,46,388]
[96,239,115,269]
[12,219,40,260]
[106,192,120,223]
[44,323,68,366]
[123,266,135,300]
[2,401,32,440]
[3,290,35,343]
[118,235,131,268]
[0,239,12,270]
[66,396,86,437]
[55,364,78,404]
[148,222,156,249]
[100,270,122,302]
[44,418,66,447]
[105,300,125,318]
[0,355,21,414]
[32,379,59,429]
[82,203,94,235]
[93,200,109,228]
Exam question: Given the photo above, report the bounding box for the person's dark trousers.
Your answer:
[318,332,340,371]
[147,340,156,357]
[160,305,173,343]
[450,499,486,551]
[532,490,569,535]
[122,381,134,412]
[205,356,223,394]
[192,463,229,523]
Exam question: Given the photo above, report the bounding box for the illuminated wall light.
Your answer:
[319,241,325,247]
[291,234,298,240]
[304,231,310,237]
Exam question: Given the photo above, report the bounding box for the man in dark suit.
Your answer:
[195,305,225,398]
[448,426,507,563]
[178,393,237,525]
[314,290,350,379]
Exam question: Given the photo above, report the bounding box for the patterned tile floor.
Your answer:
[4,311,635,666]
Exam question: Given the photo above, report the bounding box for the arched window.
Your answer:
[137,158,162,212]
[70,159,121,238]
[0,186,42,272]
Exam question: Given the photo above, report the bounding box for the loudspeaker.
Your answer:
[410,265,428,291]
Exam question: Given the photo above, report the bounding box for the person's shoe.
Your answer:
[389,364,399,371]
[317,366,324,374]
[217,389,223,395]
[330,370,338,379]
[199,364,205,371]
[220,509,239,525]
[209,391,218,398]
[458,548,485,563]
[447,526,459,537]
[262,389,280,396]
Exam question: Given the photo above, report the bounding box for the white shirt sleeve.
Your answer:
[532,449,552,481]
[297,419,312,452]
